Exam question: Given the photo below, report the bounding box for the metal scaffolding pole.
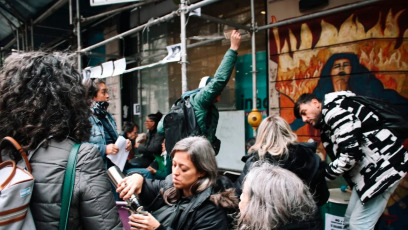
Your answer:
[78,12,178,55]
[2,37,16,51]
[73,0,225,94]
[250,0,256,111]
[30,21,34,51]
[180,0,188,93]
[24,24,28,51]
[187,37,224,49]
[33,0,68,25]
[76,0,81,72]
[77,0,222,55]
[81,0,159,23]
[185,0,221,12]
[189,13,251,31]
[250,0,257,136]
[69,0,72,24]
[68,0,384,89]
[16,29,19,51]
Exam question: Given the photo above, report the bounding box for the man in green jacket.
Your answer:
[159,30,241,155]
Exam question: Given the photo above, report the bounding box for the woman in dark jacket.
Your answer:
[117,136,238,230]
[238,163,320,230]
[129,112,165,169]
[234,114,329,207]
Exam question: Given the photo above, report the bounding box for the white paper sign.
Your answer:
[325,213,345,230]
[101,61,114,78]
[107,136,129,171]
[164,44,181,62]
[90,66,102,78]
[133,103,141,115]
[113,58,127,76]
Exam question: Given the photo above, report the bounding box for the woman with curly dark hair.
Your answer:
[0,51,122,229]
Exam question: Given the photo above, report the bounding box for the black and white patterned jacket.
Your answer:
[321,91,408,203]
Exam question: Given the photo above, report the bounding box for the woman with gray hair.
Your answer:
[238,163,319,230]
[117,136,238,230]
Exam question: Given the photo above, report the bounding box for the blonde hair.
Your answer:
[249,114,297,159]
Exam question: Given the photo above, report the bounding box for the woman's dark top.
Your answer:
[132,129,164,168]
[138,175,236,230]
[234,142,329,206]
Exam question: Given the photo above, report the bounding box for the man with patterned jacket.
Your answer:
[294,90,408,230]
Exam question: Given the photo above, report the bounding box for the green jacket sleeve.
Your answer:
[189,49,238,141]
[190,49,238,109]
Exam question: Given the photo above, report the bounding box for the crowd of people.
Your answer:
[0,28,406,230]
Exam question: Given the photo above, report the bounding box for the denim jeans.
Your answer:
[125,168,153,179]
[344,181,400,230]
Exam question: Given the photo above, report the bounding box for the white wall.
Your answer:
[216,110,246,171]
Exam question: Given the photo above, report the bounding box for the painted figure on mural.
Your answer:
[313,53,408,111]
[291,53,408,131]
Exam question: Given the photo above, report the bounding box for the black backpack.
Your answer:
[345,95,408,140]
[163,94,201,154]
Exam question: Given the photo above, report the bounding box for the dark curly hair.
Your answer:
[87,78,106,100]
[123,121,137,134]
[0,51,92,154]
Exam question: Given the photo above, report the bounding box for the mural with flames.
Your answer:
[269,1,408,140]
[268,1,408,228]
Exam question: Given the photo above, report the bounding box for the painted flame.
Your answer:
[273,9,408,101]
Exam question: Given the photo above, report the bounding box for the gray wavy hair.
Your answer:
[249,114,297,159]
[238,163,317,230]
[163,136,218,204]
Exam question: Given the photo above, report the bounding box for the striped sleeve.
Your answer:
[323,102,363,180]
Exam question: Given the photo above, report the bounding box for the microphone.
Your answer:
[107,165,147,214]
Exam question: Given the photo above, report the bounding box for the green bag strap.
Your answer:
[59,143,80,230]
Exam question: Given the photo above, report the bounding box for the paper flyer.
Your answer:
[107,136,129,171]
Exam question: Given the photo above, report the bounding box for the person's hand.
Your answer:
[117,173,144,200]
[135,142,141,148]
[126,139,132,151]
[106,144,119,155]
[128,212,160,230]
[147,166,156,174]
[230,30,241,51]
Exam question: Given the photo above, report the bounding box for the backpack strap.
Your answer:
[309,154,321,183]
[59,143,81,230]
[0,136,31,173]
[0,160,16,190]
